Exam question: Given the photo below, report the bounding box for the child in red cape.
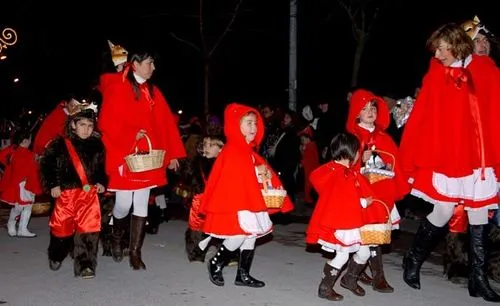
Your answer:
[0,129,41,237]
[199,103,293,288]
[346,89,410,292]
[306,132,388,302]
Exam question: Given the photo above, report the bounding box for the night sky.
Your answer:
[0,0,495,119]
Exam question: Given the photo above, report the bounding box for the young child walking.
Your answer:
[306,132,389,301]
[345,89,410,292]
[0,129,41,237]
[199,103,294,288]
[40,105,106,279]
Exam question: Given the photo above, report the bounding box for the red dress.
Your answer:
[0,146,41,205]
[399,56,500,209]
[347,89,410,227]
[33,102,67,156]
[199,103,294,236]
[98,74,186,190]
[306,161,388,252]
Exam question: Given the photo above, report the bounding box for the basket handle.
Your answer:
[131,133,153,154]
[372,149,396,169]
[370,199,392,225]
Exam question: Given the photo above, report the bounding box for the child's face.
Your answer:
[203,140,222,159]
[359,101,377,125]
[71,118,94,140]
[240,113,258,144]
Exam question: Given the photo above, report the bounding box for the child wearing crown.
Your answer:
[346,89,410,292]
[199,103,293,288]
[40,105,106,279]
[0,128,41,237]
[306,132,388,302]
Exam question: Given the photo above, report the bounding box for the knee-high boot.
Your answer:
[369,246,394,293]
[73,232,99,279]
[235,249,265,288]
[207,244,233,286]
[403,218,445,289]
[318,263,343,301]
[17,205,36,237]
[468,225,500,302]
[111,216,128,262]
[340,259,367,296]
[48,233,73,271]
[129,215,147,270]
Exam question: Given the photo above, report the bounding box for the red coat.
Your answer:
[33,102,67,155]
[200,103,294,236]
[98,74,186,190]
[301,141,319,203]
[399,56,500,208]
[0,146,41,205]
[306,162,388,246]
[347,89,410,210]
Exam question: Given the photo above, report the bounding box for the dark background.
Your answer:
[0,0,495,119]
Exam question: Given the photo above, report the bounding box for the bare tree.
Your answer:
[170,0,245,114]
[336,0,383,87]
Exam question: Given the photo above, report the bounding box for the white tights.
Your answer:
[222,235,257,251]
[327,246,371,270]
[113,189,151,218]
[427,204,489,227]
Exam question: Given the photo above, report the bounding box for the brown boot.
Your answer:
[369,246,394,293]
[340,259,366,296]
[129,215,147,270]
[318,263,343,301]
[358,270,373,285]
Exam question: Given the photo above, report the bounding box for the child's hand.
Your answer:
[136,129,147,141]
[366,197,373,206]
[168,159,180,171]
[256,165,272,180]
[51,186,61,198]
[96,183,106,193]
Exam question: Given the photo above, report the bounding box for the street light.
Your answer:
[0,55,6,60]
[178,110,183,115]
[13,78,19,83]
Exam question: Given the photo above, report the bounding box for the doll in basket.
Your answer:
[199,103,294,288]
[346,89,410,292]
[306,132,390,301]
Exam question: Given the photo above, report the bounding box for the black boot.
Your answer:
[129,215,147,270]
[340,259,367,296]
[235,249,265,288]
[111,216,128,263]
[318,263,343,301]
[73,232,99,279]
[358,269,373,285]
[403,218,445,289]
[468,225,500,302]
[369,246,394,293]
[48,233,73,271]
[207,244,233,286]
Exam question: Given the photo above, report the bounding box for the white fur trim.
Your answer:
[432,167,498,201]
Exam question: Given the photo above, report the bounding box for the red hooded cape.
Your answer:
[200,103,294,235]
[33,102,67,155]
[98,73,186,190]
[347,89,410,210]
[0,146,41,204]
[306,161,388,245]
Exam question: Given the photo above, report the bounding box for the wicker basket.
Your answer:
[361,149,396,184]
[360,200,392,245]
[261,183,287,209]
[125,135,165,173]
[32,202,51,215]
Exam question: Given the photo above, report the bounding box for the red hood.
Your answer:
[224,103,264,149]
[346,89,391,133]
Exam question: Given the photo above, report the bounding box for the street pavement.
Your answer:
[1,214,499,306]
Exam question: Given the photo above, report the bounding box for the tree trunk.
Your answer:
[203,59,210,114]
[350,36,366,88]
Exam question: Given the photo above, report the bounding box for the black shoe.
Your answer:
[208,245,232,286]
[234,250,265,288]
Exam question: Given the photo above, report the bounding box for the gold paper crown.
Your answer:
[107,40,128,67]
[462,15,489,40]
[67,99,98,116]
